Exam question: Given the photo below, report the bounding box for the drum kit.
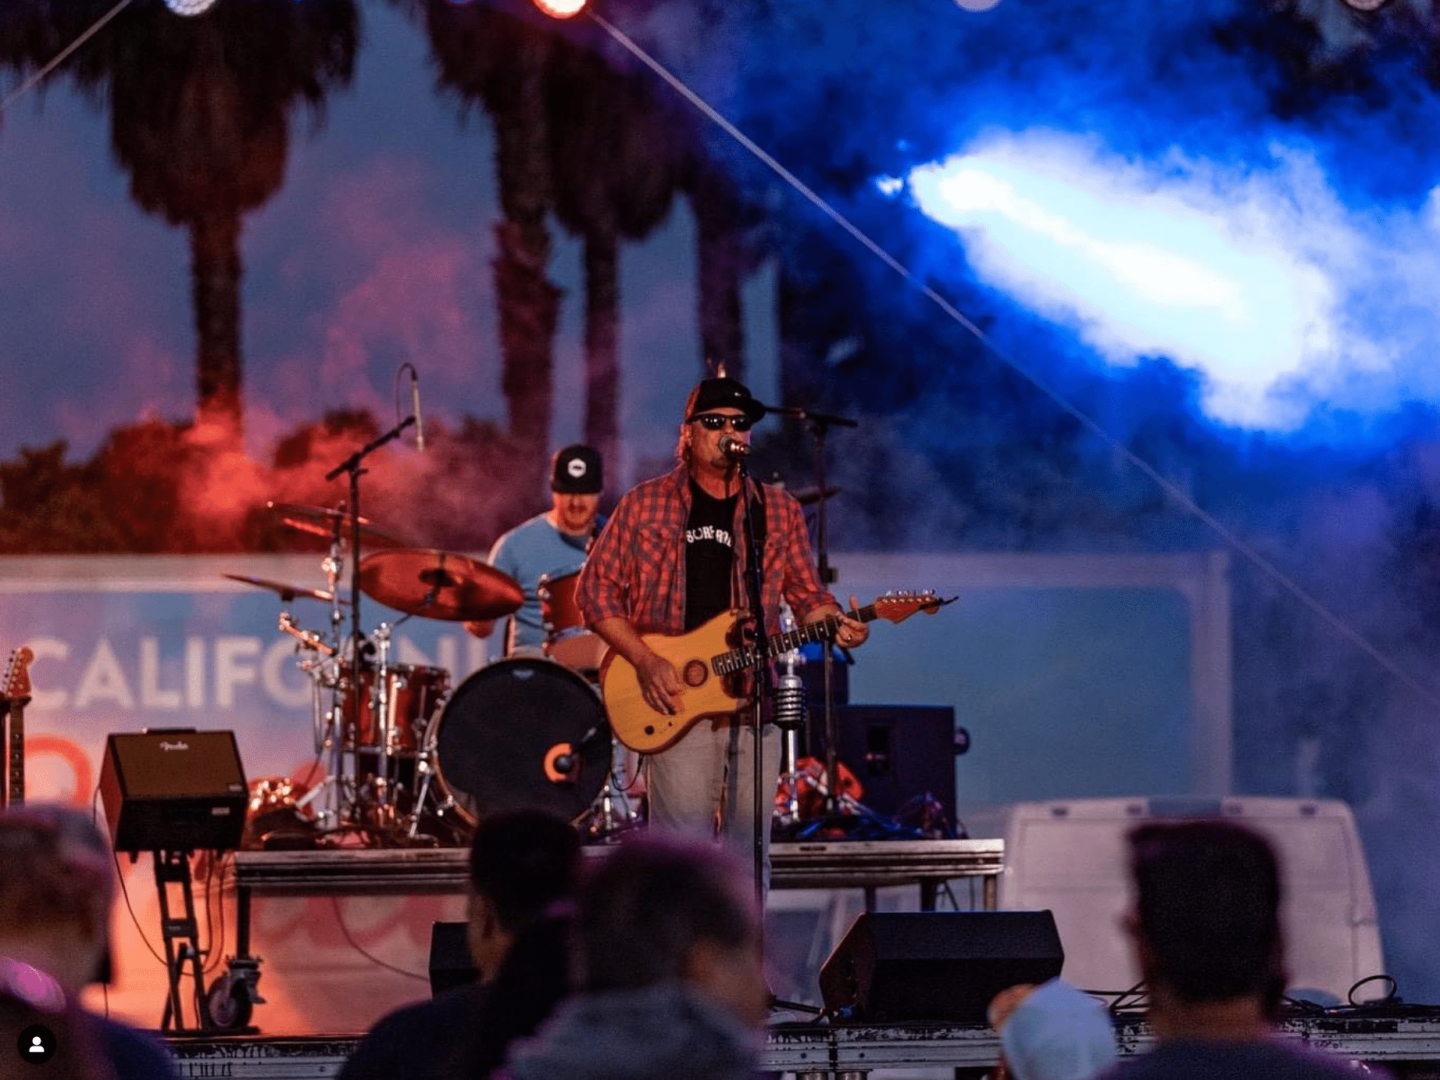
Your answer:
[229,501,641,848]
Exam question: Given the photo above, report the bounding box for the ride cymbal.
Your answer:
[358,548,523,622]
[222,573,347,605]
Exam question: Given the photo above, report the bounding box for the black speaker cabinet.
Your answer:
[429,921,478,996]
[99,730,247,853]
[826,704,958,817]
[819,910,1064,1023]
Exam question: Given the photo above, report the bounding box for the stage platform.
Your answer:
[163,1013,1440,1079]
[229,838,1005,958]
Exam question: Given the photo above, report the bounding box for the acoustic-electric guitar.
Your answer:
[599,592,953,754]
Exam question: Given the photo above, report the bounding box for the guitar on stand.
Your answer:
[2,646,34,808]
[599,593,954,754]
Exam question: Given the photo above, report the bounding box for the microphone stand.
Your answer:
[325,414,415,829]
[734,452,774,910]
[764,404,858,822]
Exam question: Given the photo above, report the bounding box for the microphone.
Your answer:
[773,669,808,732]
[719,434,749,459]
[410,369,425,451]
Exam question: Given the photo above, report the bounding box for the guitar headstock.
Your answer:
[872,591,957,624]
[3,646,34,705]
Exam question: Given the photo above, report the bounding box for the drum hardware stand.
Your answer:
[580,738,644,840]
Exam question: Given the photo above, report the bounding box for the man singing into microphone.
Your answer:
[575,376,867,871]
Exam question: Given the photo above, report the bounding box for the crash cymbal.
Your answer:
[267,502,405,548]
[223,573,348,605]
[792,485,843,507]
[358,548,523,622]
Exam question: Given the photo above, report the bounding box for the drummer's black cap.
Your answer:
[552,444,603,494]
[685,376,766,423]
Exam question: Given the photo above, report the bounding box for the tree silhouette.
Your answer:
[546,38,686,471]
[59,0,358,439]
[416,0,561,495]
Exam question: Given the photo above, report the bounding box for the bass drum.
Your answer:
[429,657,609,827]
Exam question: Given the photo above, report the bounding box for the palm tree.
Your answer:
[546,38,686,472]
[61,0,358,439]
[421,0,561,494]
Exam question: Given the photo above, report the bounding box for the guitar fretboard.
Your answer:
[713,605,878,675]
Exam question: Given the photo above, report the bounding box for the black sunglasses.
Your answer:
[691,413,754,432]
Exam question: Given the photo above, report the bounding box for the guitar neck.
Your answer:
[714,605,877,675]
[5,701,21,808]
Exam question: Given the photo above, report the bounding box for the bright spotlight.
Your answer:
[533,0,586,17]
[165,0,221,14]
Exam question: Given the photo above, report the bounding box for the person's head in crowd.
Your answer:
[460,909,575,1078]
[0,806,114,994]
[1125,819,1286,1027]
[988,978,1118,1080]
[549,444,603,537]
[466,810,581,983]
[575,835,769,1028]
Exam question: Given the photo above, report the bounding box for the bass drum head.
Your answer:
[431,657,608,827]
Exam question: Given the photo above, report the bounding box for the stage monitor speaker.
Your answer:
[819,910,1064,1023]
[99,730,247,853]
[828,704,957,817]
[429,921,478,996]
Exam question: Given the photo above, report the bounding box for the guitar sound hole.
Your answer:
[683,661,708,688]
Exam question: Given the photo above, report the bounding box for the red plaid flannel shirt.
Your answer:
[576,465,834,637]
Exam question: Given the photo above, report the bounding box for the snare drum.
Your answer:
[538,569,607,673]
[427,657,608,826]
[338,662,449,753]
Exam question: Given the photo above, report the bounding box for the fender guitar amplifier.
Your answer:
[99,730,248,853]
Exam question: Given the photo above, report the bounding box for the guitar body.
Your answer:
[600,611,747,754]
[599,592,954,755]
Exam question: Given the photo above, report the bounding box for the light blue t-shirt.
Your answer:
[488,513,589,650]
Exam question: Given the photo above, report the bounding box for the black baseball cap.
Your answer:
[551,445,603,494]
[686,377,766,423]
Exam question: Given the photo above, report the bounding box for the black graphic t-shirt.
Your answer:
[684,480,737,631]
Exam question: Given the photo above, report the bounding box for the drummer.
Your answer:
[472,445,605,657]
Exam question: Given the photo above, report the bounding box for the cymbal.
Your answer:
[223,573,348,605]
[793,485,843,507]
[358,548,523,622]
[267,502,405,548]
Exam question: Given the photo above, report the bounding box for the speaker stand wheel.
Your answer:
[202,956,264,1033]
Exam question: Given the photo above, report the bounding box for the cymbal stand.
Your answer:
[325,410,416,835]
